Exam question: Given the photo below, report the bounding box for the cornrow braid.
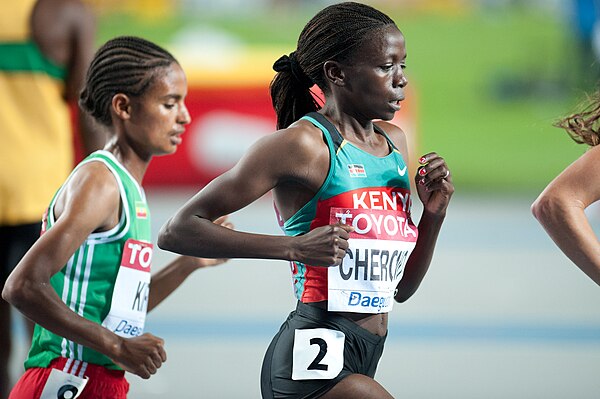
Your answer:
[271,2,397,129]
[554,90,600,146]
[80,36,177,126]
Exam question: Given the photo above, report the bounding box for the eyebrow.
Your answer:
[160,94,183,100]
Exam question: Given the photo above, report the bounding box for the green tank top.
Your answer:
[24,151,153,370]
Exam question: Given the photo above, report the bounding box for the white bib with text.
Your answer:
[327,207,417,313]
[102,239,152,337]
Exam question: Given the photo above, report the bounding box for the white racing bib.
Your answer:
[328,207,417,313]
[102,239,152,337]
[40,369,88,399]
[292,328,345,380]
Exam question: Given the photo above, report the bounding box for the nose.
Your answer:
[393,66,408,88]
[398,74,408,88]
[179,102,191,125]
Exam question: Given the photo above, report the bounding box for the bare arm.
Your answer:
[33,0,106,153]
[2,164,165,378]
[158,124,352,266]
[377,122,454,302]
[532,145,600,286]
[148,217,232,311]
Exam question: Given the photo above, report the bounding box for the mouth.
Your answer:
[389,99,403,111]
[170,131,184,145]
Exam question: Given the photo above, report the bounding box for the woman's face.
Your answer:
[338,25,407,122]
[126,62,191,157]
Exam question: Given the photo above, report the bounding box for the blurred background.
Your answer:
[10,0,600,398]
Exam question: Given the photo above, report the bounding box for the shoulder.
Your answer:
[63,160,120,206]
[250,118,328,162]
[52,159,121,230]
[374,120,406,143]
[229,118,329,186]
[374,120,409,156]
[280,118,329,151]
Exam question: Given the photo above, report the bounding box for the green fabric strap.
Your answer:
[0,41,66,79]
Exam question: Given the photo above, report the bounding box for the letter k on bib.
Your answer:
[102,239,152,337]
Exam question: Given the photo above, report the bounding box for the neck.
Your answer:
[320,105,375,142]
[103,139,150,185]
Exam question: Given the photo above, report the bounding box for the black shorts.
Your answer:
[261,301,386,399]
[0,222,41,282]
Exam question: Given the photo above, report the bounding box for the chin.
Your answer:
[155,146,178,157]
[376,112,396,121]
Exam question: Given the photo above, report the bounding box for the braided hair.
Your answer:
[79,36,177,126]
[555,90,600,146]
[271,2,397,129]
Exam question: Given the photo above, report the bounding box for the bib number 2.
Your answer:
[292,328,345,380]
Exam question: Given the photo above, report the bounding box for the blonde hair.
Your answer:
[555,90,600,146]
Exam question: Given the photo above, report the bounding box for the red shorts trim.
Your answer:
[9,357,129,399]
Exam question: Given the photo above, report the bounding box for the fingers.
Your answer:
[141,365,156,379]
[208,258,228,266]
[330,224,353,266]
[213,215,228,225]
[335,222,354,237]
[137,368,152,379]
[334,248,349,265]
[124,334,167,379]
[157,339,167,362]
[416,152,451,189]
[213,215,234,230]
[297,223,355,266]
[332,223,352,253]
[334,236,349,251]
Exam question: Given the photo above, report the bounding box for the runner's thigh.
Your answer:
[321,373,394,399]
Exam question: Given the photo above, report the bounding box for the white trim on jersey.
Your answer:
[75,242,95,321]
[61,242,87,360]
[85,157,130,243]
[60,254,76,359]
[46,152,133,245]
[99,150,146,202]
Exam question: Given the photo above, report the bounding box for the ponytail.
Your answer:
[270,2,396,130]
[271,52,319,129]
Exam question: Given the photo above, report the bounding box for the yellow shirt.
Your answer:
[0,0,72,225]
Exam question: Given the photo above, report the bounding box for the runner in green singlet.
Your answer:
[2,36,231,398]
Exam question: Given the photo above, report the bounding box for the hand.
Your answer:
[213,215,234,230]
[415,152,454,216]
[112,333,167,379]
[293,223,354,266]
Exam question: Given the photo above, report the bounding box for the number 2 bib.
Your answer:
[327,207,417,313]
[101,239,152,337]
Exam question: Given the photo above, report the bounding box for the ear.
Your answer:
[323,60,346,87]
[111,93,132,122]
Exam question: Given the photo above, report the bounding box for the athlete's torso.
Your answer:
[0,0,72,225]
[278,113,418,334]
[25,151,153,370]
